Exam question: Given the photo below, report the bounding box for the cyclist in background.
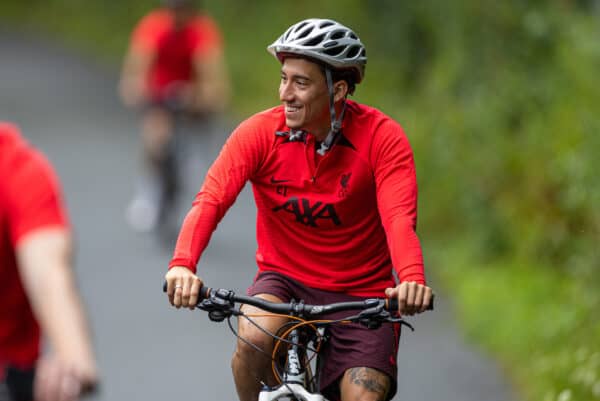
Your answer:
[0,122,98,401]
[119,0,229,233]
[165,18,433,401]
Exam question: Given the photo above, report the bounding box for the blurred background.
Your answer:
[1,1,599,401]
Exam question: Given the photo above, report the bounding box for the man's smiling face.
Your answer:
[279,57,331,138]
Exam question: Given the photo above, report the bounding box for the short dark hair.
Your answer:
[329,68,358,95]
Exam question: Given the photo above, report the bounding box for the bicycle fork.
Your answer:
[284,331,305,384]
[258,329,327,401]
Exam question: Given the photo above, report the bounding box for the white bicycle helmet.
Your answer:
[267,18,367,84]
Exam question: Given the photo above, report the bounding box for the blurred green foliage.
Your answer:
[2,1,599,400]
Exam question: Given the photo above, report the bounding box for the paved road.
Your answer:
[0,30,517,401]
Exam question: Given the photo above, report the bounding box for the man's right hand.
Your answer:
[165,267,203,309]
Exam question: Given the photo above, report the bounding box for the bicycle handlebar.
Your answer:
[162,282,434,316]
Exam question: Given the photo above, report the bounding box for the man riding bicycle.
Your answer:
[165,18,433,401]
[119,0,229,233]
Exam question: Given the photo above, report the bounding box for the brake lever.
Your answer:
[353,305,388,329]
[352,304,416,331]
[197,293,235,322]
[387,316,415,331]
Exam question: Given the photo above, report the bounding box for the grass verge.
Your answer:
[431,244,600,401]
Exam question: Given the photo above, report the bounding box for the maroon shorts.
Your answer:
[247,271,401,401]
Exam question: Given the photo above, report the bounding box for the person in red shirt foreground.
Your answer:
[0,122,98,401]
[119,0,229,233]
[164,18,434,401]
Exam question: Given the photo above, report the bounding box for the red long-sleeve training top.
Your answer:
[169,100,426,296]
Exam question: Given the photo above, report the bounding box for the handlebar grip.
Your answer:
[387,297,398,311]
[385,294,435,311]
[198,286,210,300]
[428,294,435,310]
[162,281,211,300]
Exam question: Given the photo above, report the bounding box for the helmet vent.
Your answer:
[323,46,345,57]
[330,31,345,40]
[294,21,309,33]
[304,33,326,47]
[319,21,335,29]
[296,26,314,40]
[349,33,358,40]
[347,45,361,58]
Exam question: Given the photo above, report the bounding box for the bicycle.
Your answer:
[127,81,215,245]
[163,283,433,401]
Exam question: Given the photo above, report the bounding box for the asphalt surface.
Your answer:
[0,30,517,401]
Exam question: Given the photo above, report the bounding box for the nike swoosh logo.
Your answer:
[270,176,291,184]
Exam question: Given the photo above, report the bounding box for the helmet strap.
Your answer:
[317,68,347,156]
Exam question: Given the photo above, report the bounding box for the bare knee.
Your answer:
[231,333,272,368]
[231,295,287,386]
[230,329,276,401]
[231,317,276,375]
[340,367,391,401]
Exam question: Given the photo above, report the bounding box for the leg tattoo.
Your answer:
[347,367,389,399]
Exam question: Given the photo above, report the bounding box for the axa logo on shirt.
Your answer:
[272,196,341,227]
